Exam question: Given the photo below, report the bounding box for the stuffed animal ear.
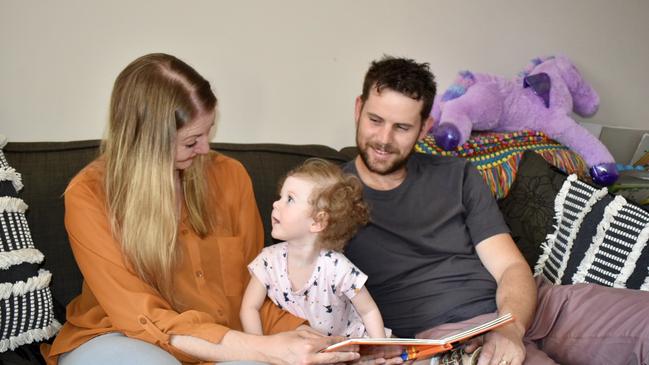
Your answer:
[523,73,551,108]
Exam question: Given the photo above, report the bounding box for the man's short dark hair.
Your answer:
[361,55,437,123]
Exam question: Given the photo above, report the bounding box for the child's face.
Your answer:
[271,176,317,243]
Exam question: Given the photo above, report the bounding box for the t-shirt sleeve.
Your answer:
[248,248,272,288]
[332,253,368,300]
[461,161,510,245]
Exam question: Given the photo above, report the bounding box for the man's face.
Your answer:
[355,87,430,176]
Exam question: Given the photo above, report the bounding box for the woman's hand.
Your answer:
[262,328,360,365]
[295,324,326,336]
[172,328,359,364]
[289,326,405,365]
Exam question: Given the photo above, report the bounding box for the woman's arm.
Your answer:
[170,328,360,364]
[350,287,386,338]
[240,276,268,335]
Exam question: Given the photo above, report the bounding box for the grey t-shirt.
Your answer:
[344,153,509,337]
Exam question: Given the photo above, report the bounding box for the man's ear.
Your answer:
[418,116,434,140]
[311,211,328,233]
[354,96,363,126]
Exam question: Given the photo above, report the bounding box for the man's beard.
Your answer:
[357,139,412,175]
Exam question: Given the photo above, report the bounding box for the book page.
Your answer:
[324,313,513,353]
[439,312,513,343]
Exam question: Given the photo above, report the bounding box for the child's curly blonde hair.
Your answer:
[283,158,369,251]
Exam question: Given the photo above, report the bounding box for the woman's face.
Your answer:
[175,109,215,170]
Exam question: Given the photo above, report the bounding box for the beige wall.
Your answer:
[1,0,648,149]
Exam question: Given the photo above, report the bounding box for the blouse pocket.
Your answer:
[216,236,246,297]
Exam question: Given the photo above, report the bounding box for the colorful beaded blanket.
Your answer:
[416,130,588,199]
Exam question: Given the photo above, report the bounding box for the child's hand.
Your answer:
[263,329,360,365]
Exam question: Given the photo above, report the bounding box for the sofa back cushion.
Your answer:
[497,151,568,268]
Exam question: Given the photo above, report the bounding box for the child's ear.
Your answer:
[310,211,328,233]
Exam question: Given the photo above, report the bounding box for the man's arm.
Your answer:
[474,232,537,365]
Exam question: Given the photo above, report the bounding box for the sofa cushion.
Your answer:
[535,174,649,289]
[3,140,100,322]
[0,136,61,354]
[498,151,567,268]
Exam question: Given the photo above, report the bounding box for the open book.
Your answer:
[324,313,514,361]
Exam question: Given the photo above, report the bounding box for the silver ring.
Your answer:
[499,361,510,365]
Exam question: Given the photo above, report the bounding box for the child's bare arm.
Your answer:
[239,276,267,335]
[350,286,386,338]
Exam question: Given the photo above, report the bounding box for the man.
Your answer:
[344,56,649,365]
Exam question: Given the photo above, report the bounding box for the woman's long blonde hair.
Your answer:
[101,53,217,304]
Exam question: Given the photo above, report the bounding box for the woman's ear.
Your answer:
[310,211,328,233]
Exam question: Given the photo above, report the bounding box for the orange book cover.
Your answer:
[323,313,514,361]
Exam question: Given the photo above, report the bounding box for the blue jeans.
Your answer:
[58,332,268,365]
[59,332,180,365]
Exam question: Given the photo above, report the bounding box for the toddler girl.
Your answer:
[240,158,387,338]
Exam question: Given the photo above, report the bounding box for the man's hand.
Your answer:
[475,324,525,365]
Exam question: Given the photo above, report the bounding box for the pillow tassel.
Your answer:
[0,320,62,352]
[0,196,28,213]
[0,269,52,300]
[0,248,44,270]
[0,166,23,192]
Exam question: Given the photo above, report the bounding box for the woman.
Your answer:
[41,53,360,365]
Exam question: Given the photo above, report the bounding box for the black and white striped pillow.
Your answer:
[0,135,61,353]
[535,174,649,290]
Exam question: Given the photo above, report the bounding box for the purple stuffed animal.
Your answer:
[431,56,618,186]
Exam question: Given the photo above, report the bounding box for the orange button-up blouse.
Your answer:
[42,153,304,364]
